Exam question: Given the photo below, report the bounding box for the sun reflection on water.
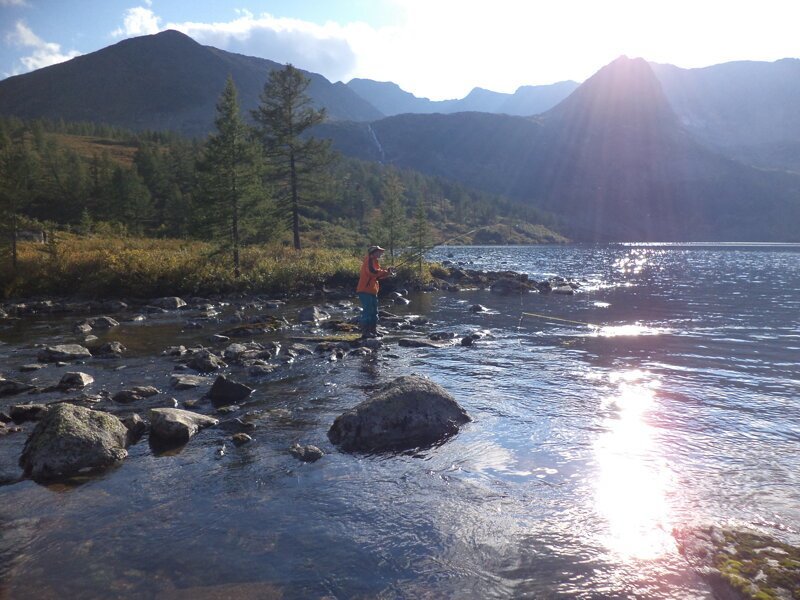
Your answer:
[593,370,675,560]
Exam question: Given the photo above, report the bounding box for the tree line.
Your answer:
[0,65,559,275]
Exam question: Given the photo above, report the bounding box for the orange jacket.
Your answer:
[356,253,390,295]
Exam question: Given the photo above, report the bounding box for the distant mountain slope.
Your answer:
[652,59,800,171]
[346,78,578,116]
[321,57,800,241]
[0,30,383,135]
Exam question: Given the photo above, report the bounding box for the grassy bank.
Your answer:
[1,236,388,299]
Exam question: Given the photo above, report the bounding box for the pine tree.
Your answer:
[197,76,263,276]
[252,64,331,250]
[0,131,34,272]
[412,195,430,277]
[375,170,407,263]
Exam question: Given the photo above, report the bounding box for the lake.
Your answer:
[1,243,799,599]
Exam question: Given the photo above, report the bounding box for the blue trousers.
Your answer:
[358,292,379,326]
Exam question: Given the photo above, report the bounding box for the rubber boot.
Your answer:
[359,322,370,340]
[369,323,382,338]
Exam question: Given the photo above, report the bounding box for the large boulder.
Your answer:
[149,408,218,444]
[38,344,92,362]
[328,375,470,452]
[19,403,128,482]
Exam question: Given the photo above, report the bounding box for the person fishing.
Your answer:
[356,245,395,339]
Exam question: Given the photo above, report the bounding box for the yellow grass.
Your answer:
[2,235,369,299]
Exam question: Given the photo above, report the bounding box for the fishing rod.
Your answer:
[393,226,488,269]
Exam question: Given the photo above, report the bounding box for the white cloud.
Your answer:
[106,0,800,100]
[0,0,29,6]
[112,6,161,37]
[6,21,80,73]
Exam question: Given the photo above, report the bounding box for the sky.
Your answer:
[1,0,799,100]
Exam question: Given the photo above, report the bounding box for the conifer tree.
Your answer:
[375,170,407,263]
[252,64,331,250]
[197,76,262,276]
[412,195,430,276]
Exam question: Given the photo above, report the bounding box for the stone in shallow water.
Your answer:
[58,372,94,391]
[208,375,253,405]
[328,375,470,452]
[148,408,218,444]
[19,403,128,482]
[37,344,92,363]
[0,378,35,397]
[289,442,324,462]
[170,374,209,390]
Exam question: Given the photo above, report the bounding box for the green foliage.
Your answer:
[252,64,332,250]
[370,170,407,263]
[196,77,267,276]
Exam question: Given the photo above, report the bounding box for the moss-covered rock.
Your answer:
[675,526,800,599]
[19,403,128,482]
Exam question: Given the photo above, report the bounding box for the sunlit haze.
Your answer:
[1,0,799,99]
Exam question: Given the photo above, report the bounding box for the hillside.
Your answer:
[0,30,382,136]
[346,78,578,117]
[652,58,800,171]
[320,57,800,241]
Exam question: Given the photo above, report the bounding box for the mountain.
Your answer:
[651,58,800,171]
[346,78,578,116]
[0,30,383,135]
[320,57,800,241]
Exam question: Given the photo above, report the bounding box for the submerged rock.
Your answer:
[675,526,800,600]
[92,341,126,358]
[89,316,120,329]
[289,442,324,463]
[328,375,470,452]
[148,408,218,444]
[231,433,252,446]
[122,413,147,444]
[298,306,330,323]
[170,374,209,390]
[19,403,128,482]
[38,344,92,363]
[113,386,160,404]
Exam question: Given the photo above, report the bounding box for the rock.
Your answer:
[298,306,330,323]
[170,374,208,390]
[208,375,253,405]
[89,316,119,329]
[394,297,411,305]
[121,413,147,444]
[113,386,159,403]
[360,338,383,350]
[73,321,93,334]
[19,403,128,482]
[101,300,128,312]
[231,433,252,446]
[92,341,126,358]
[0,411,11,423]
[151,297,187,310]
[489,277,531,295]
[210,334,231,344]
[19,364,45,372]
[552,284,575,295]
[470,304,489,313]
[0,378,35,397]
[148,408,218,444]
[38,344,92,363]
[248,364,277,377]
[10,404,49,423]
[289,443,324,463]
[398,338,442,349]
[163,345,187,357]
[429,331,456,341]
[328,375,470,452]
[187,350,227,372]
[223,343,250,361]
[58,372,94,391]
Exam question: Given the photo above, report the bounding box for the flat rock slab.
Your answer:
[397,338,448,349]
[38,344,92,362]
[170,374,209,390]
[10,404,49,423]
[0,379,36,397]
[20,403,128,482]
[149,408,218,444]
[328,375,470,452]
